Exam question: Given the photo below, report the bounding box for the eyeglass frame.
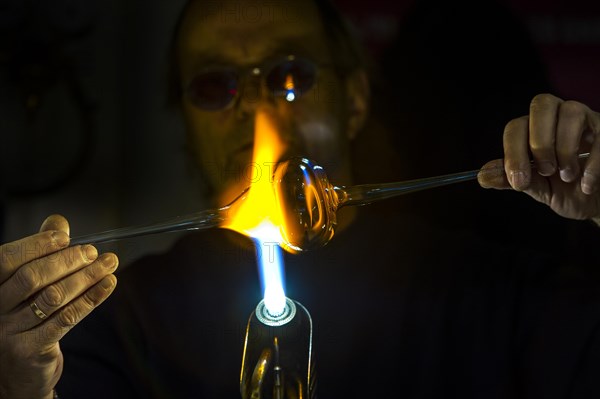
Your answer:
[182,54,335,111]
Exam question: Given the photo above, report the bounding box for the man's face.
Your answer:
[176,0,355,204]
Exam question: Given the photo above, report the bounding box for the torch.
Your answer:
[240,297,314,399]
[240,237,315,399]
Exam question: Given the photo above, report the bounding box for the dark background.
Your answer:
[339,0,600,111]
[1,0,599,263]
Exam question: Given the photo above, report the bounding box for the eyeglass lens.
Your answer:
[186,58,317,110]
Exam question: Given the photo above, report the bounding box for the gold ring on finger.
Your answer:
[30,300,48,320]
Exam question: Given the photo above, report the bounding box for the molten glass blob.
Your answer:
[272,159,339,253]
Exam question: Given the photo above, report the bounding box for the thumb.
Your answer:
[477,158,512,190]
[39,214,70,236]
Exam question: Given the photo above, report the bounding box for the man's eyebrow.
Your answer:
[269,38,325,58]
[188,54,232,69]
[185,37,328,71]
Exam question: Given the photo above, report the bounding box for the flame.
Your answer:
[284,73,296,102]
[222,110,288,315]
[285,73,294,90]
[253,230,286,316]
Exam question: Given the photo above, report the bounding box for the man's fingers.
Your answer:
[32,274,117,346]
[0,231,71,285]
[478,159,510,189]
[529,93,561,177]
[9,253,118,330]
[581,136,600,195]
[0,215,71,285]
[555,100,588,182]
[503,116,532,191]
[0,245,99,313]
[579,109,600,195]
[39,214,70,236]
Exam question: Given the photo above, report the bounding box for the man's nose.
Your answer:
[234,77,275,119]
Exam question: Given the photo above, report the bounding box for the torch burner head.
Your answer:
[256,298,297,326]
[240,299,315,399]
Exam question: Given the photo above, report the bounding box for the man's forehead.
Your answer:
[178,0,327,66]
[189,0,317,24]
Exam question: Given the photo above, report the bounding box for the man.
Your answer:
[1,0,599,398]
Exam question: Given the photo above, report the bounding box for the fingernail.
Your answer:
[84,245,98,262]
[559,167,576,182]
[478,168,508,189]
[509,170,527,190]
[52,231,70,247]
[100,275,116,290]
[477,172,490,189]
[581,170,597,195]
[537,161,555,176]
[101,254,117,269]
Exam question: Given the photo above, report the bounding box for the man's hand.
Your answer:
[478,93,600,222]
[0,215,118,399]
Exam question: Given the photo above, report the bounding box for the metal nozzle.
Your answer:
[240,299,315,399]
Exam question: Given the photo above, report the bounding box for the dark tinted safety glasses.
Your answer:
[184,56,317,111]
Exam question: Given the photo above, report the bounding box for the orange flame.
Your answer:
[221,110,289,315]
[285,73,294,91]
[221,110,287,240]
